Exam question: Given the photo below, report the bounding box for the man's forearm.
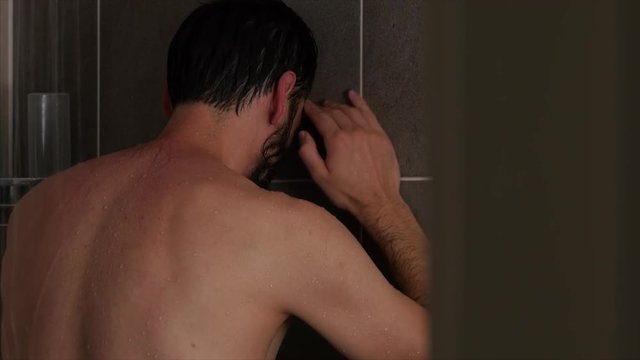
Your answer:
[357,198,430,308]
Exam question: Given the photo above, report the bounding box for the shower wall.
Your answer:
[98,1,430,359]
[0,0,98,265]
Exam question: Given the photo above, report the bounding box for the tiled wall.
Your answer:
[99,0,430,359]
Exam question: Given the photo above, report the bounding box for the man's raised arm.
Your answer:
[299,90,429,307]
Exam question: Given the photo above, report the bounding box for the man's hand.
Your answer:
[299,90,402,222]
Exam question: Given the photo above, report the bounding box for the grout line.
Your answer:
[359,0,363,95]
[96,0,101,157]
[272,177,433,184]
[0,204,15,208]
[6,0,14,177]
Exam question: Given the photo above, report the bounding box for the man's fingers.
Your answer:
[304,100,339,137]
[298,131,329,182]
[322,101,355,130]
[323,100,370,129]
[347,90,384,131]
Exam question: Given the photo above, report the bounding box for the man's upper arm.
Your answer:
[275,201,429,360]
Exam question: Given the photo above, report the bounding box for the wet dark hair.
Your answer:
[167,0,318,114]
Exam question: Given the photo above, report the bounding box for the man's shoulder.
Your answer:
[263,188,347,237]
[184,179,347,242]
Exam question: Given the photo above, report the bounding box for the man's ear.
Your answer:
[162,83,173,117]
[269,71,297,126]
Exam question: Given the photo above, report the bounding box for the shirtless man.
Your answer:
[1,1,430,359]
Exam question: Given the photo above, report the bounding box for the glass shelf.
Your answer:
[0,178,43,207]
[0,177,44,186]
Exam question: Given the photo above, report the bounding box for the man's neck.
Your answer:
[156,104,259,177]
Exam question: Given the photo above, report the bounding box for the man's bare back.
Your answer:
[2,142,300,359]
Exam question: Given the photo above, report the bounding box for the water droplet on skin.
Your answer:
[158,316,163,321]
[154,355,158,359]
[113,231,119,238]
[119,264,124,269]
[384,327,389,332]
[207,176,213,181]
[142,330,147,335]
[128,337,132,343]
[103,205,109,210]
[269,284,273,288]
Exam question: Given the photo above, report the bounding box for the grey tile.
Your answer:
[274,0,360,180]
[363,0,430,177]
[284,0,360,102]
[400,181,433,235]
[100,0,199,154]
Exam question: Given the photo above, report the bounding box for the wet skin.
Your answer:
[2,143,305,359]
[1,92,429,359]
